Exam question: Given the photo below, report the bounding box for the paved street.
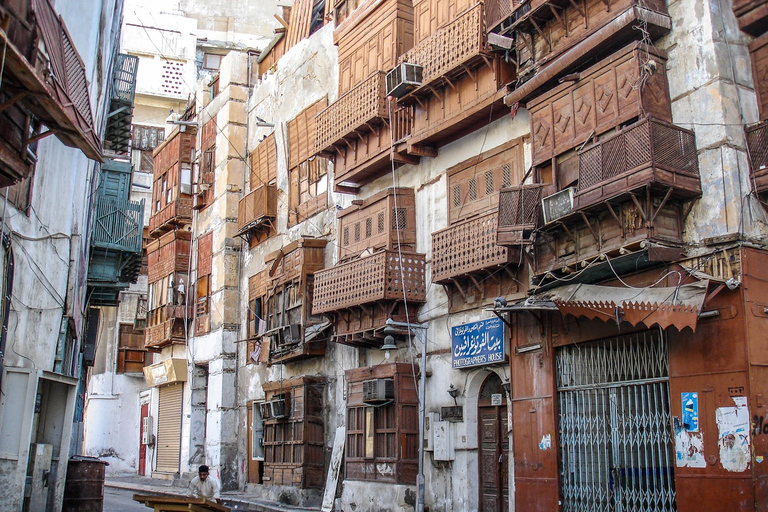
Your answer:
[104,488,155,512]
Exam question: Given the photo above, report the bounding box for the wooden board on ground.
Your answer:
[132,494,230,512]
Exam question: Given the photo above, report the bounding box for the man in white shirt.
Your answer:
[188,465,220,500]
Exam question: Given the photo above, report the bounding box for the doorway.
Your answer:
[139,402,149,476]
[556,330,676,511]
[478,373,509,512]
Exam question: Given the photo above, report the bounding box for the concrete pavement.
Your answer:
[105,476,322,512]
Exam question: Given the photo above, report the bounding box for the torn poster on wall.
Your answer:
[674,416,706,468]
[716,396,750,472]
[682,392,699,432]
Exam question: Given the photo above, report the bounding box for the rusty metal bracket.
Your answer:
[490,309,515,329]
[450,278,468,301]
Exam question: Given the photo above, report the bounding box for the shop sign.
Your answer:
[451,317,505,369]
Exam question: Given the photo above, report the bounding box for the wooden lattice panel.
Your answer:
[484,0,515,32]
[528,43,672,167]
[315,72,389,154]
[312,250,426,314]
[197,232,213,277]
[746,120,768,194]
[496,184,543,246]
[401,3,486,90]
[432,210,511,283]
[574,117,700,209]
[249,270,269,302]
[268,238,327,288]
[413,0,476,43]
[288,98,327,168]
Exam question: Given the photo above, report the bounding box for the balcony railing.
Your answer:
[315,71,389,154]
[149,197,192,234]
[91,196,144,253]
[105,53,138,153]
[147,231,191,284]
[111,53,138,104]
[145,319,182,347]
[432,211,512,284]
[237,184,278,235]
[574,117,700,210]
[497,184,544,246]
[313,250,426,314]
[400,4,487,96]
[746,120,768,193]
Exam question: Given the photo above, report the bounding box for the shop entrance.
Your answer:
[478,373,509,512]
[556,330,677,511]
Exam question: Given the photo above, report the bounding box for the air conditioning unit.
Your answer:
[363,378,395,404]
[386,63,423,99]
[259,401,273,420]
[270,393,289,419]
[542,187,575,224]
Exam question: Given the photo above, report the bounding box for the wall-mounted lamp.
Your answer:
[447,384,460,406]
[381,324,397,360]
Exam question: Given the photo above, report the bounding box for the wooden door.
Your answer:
[139,402,149,475]
[247,402,264,484]
[478,374,509,512]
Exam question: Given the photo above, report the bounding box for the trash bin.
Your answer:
[62,456,110,512]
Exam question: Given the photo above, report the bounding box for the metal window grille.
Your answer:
[354,223,361,242]
[378,212,385,233]
[485,171,495,195]
[343,227,349,246]
[366,218,372,238]
[557,330,676,512]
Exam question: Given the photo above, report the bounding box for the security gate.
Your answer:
[556,330,676,512]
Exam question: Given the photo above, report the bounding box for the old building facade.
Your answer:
[87,0,768,510]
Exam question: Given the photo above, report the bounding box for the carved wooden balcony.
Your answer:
[496,184,544,246]
[315,71,389,155]
[312,250,427,315]
[398,3,489,99]
[105,53,138,154]
[237,184,278,242]
[528,43,672,167]
[149,198,193,235]
[147,230,191,284]
[746,120,768,194]
[0,0,101,159]
[145,318,186,348]
[91,196,144,254]
[573,117,700,211]
[432,211,515,284]
[502,0,672,108]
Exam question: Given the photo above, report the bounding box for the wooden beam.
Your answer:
[408,144,437,158]
[580,211,600,243]
[392,151,420,165]
[0,91,27,115]
[650,187,673,224]
[629,193,648,222]
[450,278,468,301]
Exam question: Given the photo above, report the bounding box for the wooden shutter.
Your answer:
[750,33,768,120]
[197,232,213,277]
[156,382,183,473]
[250,133,278,187]
[287,97,328,169]
[117,324,149,373]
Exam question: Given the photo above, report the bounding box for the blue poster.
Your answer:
[451,317,506,369]
[682,392,699,432]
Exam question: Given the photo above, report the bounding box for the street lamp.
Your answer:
[385,318,428,512]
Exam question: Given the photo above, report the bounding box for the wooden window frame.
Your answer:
[117,323,150,374]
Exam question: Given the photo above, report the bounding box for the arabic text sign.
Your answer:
[452,317,505,368]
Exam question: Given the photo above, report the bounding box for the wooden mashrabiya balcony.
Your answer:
[312,250,426,314]
[746,120,768,194]
[574,117,700,211]
[237,183,278,240]
[432,210,516,284]
[314,71,389,155]
[399,3,489,98]
[496,184,544,246]
[91,196,144,254]
[149,197,193,235]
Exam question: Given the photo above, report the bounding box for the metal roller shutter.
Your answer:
[156,382,183,473]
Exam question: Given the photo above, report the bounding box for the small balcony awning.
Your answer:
[499,280,712,332]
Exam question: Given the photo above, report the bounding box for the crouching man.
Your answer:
[188,464,220,501]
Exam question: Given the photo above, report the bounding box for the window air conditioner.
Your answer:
[542,187,575,224]
[362,378,395,404]
[270,393,289,419]
[386,63,423,99]
[259,401,273,420]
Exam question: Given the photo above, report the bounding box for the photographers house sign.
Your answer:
[452,317,506,369]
